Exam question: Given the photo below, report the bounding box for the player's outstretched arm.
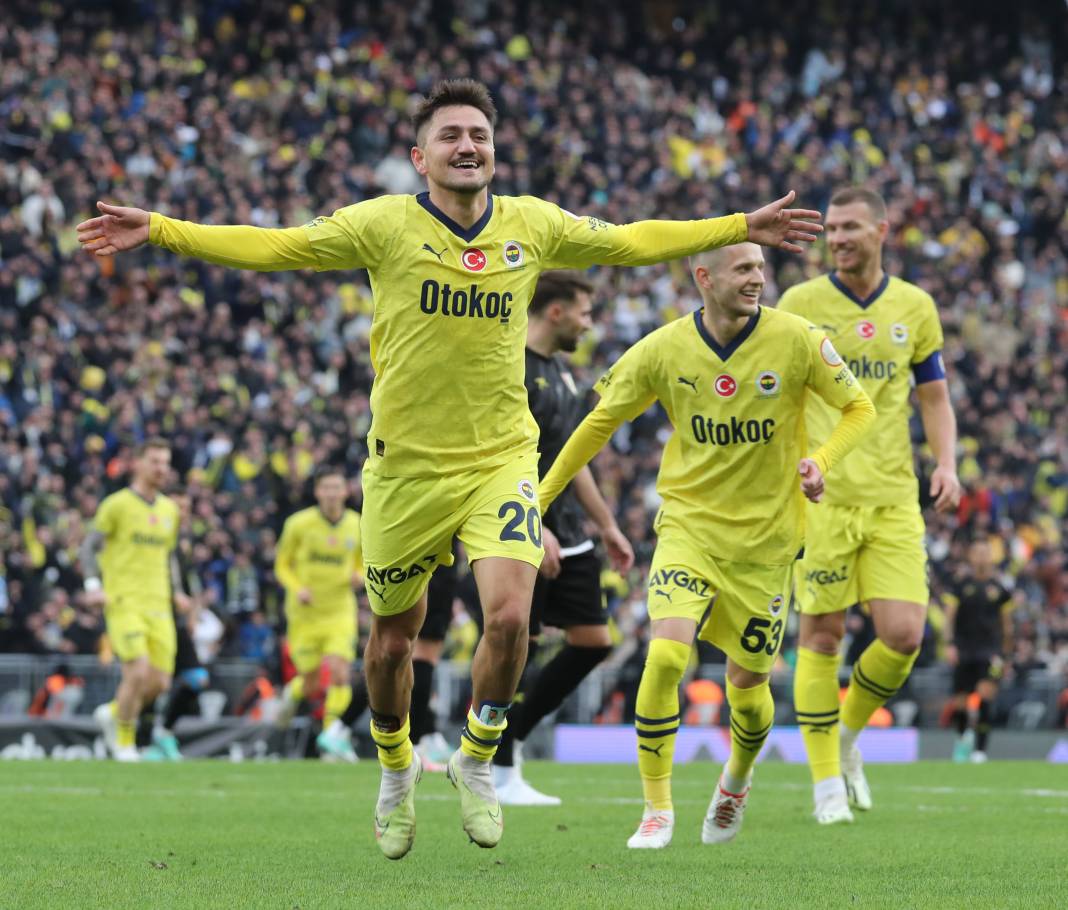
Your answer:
[743,191,824,254]
[77,201,318,271]
[539,405,625,513]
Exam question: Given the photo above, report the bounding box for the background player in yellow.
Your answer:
[539,243,875,849]
[80,438,184,762]
[274,465,364,763]
[779,187,961,825]
[76,78,824,859]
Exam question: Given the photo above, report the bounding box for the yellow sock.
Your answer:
[460,707,507,762]
[794,647,842,783]
[841,638,918,733]
[324,685,352,728]
[117,720,135,749]
[285,676,305,702]
[635,638,690,810]
[370,715,413,771]
[725,679,774,785]
[108,700,118,718]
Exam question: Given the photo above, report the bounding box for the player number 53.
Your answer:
[740,617,784,656]
[498,501,543,547]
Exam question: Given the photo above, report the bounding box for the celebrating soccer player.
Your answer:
[944,538,1013,764]
[539,243,875,848]
[780,187,961,824]
[274,465,364,763]
[77,78,823,858]
[81,438,184,762]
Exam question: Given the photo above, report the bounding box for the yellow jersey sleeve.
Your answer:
[301,196,403,271]
[539,405,623,511]
[912,292,945,365]
[149,216,316,271]
[93,493,119,537]
[802,331,876,474]
[538,201,748,270]
[592,338,659,421]
[274,515,303,596]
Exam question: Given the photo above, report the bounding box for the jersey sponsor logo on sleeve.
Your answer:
[820,337,844,367]
[755,370,781,396]
[597,367,614,389]
[856,320,876,339]
[502,240,524,268]
[517,480,537,502]
[461,248,487,271]
[714,374,737,398]
[586,216,609,232]
[833,367,855,387]
[891,323,909,344]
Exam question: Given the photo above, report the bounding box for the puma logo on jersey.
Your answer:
[653,588,673,602]
[677,376,699,393]
[638,743,665,756]
[422,243,446,262]
[648,570,711,597]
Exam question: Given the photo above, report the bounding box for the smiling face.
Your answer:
[411,105,495,196]
[825,200,888,276]
[693,243,766,318]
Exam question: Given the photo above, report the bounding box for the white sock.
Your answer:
[377,761,416,813]
[492,763,518,787]
[721,767,750,795]
[840,723,861,753]
[814,776,847,802]
[457,752,497,802]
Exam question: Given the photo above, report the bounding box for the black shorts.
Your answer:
[420,558,457,642]
[951,656,993,694]
[531,550,605,636]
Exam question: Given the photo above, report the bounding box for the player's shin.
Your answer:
[841,638,917,739]
[634,638,690,810]
[795,647,842,783]
[724,679,773,790]
[324,685,352,729]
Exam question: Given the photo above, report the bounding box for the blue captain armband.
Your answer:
[912,351,946,384]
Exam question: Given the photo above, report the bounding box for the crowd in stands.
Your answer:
[1,0,1065,713]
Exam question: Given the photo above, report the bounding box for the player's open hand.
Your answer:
[539,525,562,579]
[929,465,961,513]
[745,191,823,254]
[174,593,193,615]
[601,523,635,573]
[76,201,151,257]
[798,458,824,503]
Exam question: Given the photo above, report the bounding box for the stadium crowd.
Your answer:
[1,0,1065,710]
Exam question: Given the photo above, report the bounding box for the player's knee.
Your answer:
[483,602,527,644]
[880,628,922,655]
[645,637,690,685]
[369,629,414,668]
[803,629,843,656]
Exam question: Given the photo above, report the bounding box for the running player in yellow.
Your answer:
[80,438,184,762]
[779,187,961,824]
[274,465,364,763]
[76,79,824,858]
[539,243,875,848]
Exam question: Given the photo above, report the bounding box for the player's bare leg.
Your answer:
[839,599,924,810]
[448,557,537,848]
[703,661,773,844]
[364,595,427,859]
[96,656,154,761]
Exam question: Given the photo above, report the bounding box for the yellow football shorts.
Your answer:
[646,532,792,674]
[287,612,356,674]
[361,450,543,616]
[796,501,928,615]
[105,598,176,673]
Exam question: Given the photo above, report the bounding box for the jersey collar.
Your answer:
[128,487,157,507]
[416,191,494,243]
[317,507,345,527]
[828,271,889,309]
[693,307,761,362]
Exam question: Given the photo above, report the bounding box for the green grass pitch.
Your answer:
[4,760,1064,909]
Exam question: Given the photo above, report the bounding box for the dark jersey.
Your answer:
[526,348,589,548]
[951,578,1011,659]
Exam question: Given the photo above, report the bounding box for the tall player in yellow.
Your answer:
[779,187,961,825]
[80,438,184,762]
[540,243,875,848]
[274,465,364,763]
[76,79,824,858]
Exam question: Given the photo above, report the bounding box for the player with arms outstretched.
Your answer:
[77,78,823,858]
[81,438,185,762]
[779,187,961,824]
[539,243,875,847]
